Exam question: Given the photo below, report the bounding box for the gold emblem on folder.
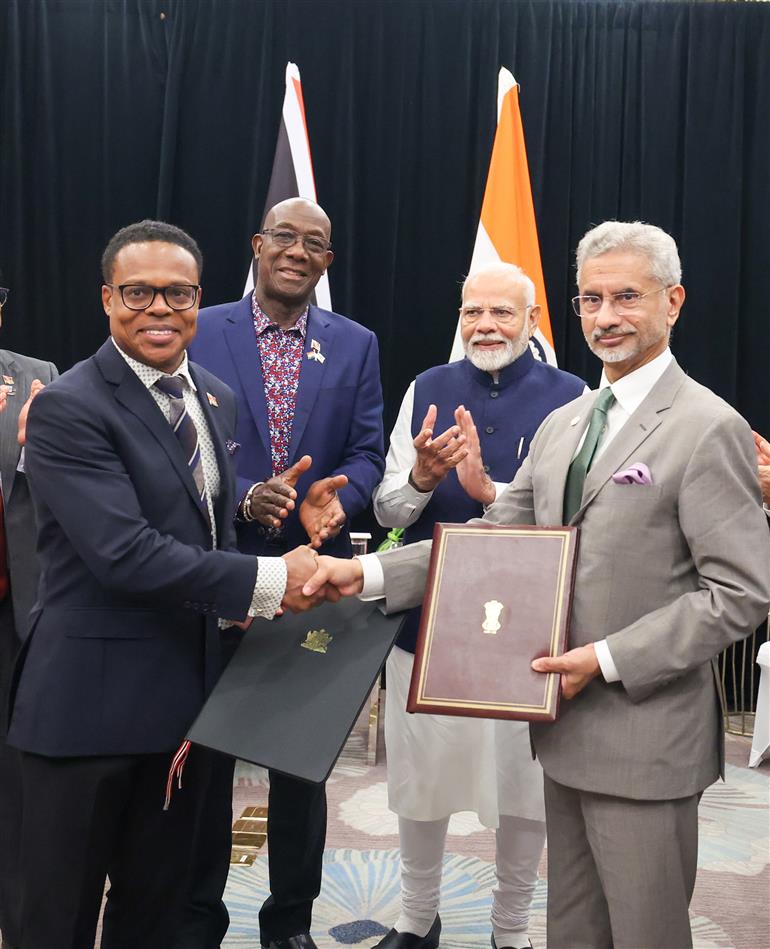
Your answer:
[482,600,504,635]
[301,629,332,654]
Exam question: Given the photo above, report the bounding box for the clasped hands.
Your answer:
[280,546,364,613]
[243,454,348,547]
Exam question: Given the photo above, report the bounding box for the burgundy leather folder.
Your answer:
[407,522,579,722]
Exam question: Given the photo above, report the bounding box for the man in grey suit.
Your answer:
[0,269,58,949]
[304,222,770,949]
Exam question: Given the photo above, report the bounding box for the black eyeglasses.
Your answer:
[108,284,200,311]
[261,229,332,255]
[0,288,8,307]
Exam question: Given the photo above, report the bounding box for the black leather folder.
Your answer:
[187,597,404,783]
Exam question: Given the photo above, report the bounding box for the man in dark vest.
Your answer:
[371,262,585,949]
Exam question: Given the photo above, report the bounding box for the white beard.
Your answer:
[464,325,530,372]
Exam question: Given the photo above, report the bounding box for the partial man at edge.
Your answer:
[370,262,585,949]
[0,269,58,949]
[184,197,385,949]
[303,221,770,949]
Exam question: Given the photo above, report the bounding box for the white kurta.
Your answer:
[385,645,545,827]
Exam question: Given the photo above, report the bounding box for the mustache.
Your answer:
[468,333,508,345]
[591,329,634,342]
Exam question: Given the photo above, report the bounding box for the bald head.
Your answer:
[251,197,335,327]
[263,197,332,241]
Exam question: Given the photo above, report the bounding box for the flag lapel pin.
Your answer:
[207,392,219,407]
[307,339,325,363]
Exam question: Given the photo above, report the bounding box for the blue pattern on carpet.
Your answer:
[328,919,389,943]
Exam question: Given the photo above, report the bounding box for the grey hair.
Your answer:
[576,221,682,287]
[462,262,536,309]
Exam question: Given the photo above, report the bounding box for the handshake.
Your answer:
[279,545,365,613]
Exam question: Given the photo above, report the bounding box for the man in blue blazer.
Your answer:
[7,220,318,949]
[186,198,385,949]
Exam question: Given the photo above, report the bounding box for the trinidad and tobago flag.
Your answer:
[244,62,332,311]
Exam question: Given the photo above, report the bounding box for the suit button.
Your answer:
[485,426,495,434]
[184,600,191,608]
[490,390,499,398]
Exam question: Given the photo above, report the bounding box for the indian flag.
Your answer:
[244,62,332,310]
[450,68,555,365]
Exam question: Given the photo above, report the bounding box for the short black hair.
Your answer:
[101,220,203,283]
[0,265,6,287]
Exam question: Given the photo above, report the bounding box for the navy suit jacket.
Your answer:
[8,339,258,757]
[189,294,385,556]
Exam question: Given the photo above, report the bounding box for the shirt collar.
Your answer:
[599,347,673,415]
[251,292,308,339]
[111,337,197,392]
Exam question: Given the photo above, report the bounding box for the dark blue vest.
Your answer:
[396,350,585,652]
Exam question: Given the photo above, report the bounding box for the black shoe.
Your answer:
[261,935,318,949]
[373,914,441,948]
[491,937,533,949]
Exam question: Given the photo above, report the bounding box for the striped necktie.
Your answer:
[154,375,211,529]
[563,387,616,523]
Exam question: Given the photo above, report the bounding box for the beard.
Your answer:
[464,324,531,372]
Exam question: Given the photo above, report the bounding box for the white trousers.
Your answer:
[396,813,545,943]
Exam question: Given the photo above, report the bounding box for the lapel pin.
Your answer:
[306,339,325,363]
[206,392,219,407]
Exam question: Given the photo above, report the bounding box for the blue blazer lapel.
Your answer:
[94,341,210,529]
[288,306,333,464]
[222,295,271,458]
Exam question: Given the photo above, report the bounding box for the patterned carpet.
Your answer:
[224,702,770,949]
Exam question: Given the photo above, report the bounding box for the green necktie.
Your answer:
[563,387,616,522]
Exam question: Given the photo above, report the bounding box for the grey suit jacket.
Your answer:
[378,359,770,801]
[0,349,58,636]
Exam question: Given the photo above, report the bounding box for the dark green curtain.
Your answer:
[1,0,769,439]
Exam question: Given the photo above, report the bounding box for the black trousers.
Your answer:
[258,771,327,941]
[0,596,22,949]
[17,746,215,949]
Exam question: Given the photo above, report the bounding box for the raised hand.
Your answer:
[299,474,348,548]
[531,643,601,700]
[409,403,468,492]
[455,406,495,505]
[752,431,770,505]
[281,544,328,612]
[17,379,45,446]
[302,555,364,600]
[244,454,313,529]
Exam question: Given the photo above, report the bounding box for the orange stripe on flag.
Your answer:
[480,82,554,351]
[291,76,316,192]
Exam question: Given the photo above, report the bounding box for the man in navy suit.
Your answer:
[186,198,385,949]
[7,220,320,949]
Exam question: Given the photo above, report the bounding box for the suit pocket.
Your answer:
[63,608,167,639]
[599,483,664,502]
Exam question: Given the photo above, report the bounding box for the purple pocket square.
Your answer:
[225,439,240,456]
[612,463,652,485]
